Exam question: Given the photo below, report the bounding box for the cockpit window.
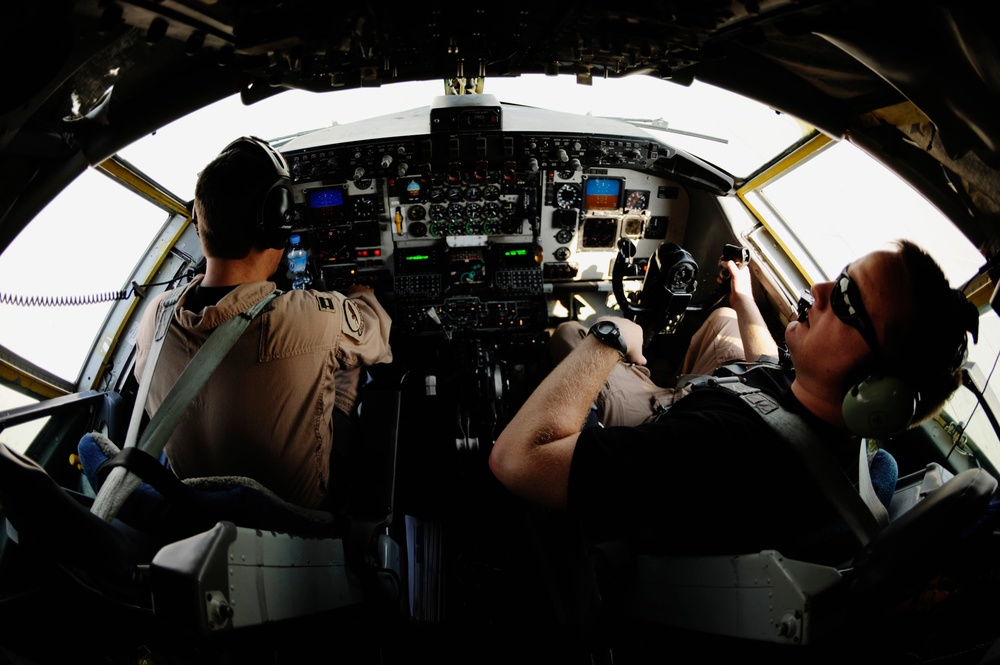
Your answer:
[0,169,165,382]
[120,76,804,204]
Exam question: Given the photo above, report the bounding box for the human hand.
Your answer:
[719,259,753,302]
[596,316,647,366]
[347,284,374,296]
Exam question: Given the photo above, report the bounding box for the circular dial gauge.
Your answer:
[428,204,447,221]
[625,189,650,209]
[354,196,377,219]
[554,183,581,209]
[428,187,446,203]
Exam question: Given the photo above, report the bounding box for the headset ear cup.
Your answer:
[260,182,292,249]
[842,374,918,438]
[222,136,293,249]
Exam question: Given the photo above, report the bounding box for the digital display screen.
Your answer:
[399,177,422,200]
[306,186,347,224]
[496,245,537,268]
[449,249,487,285]
[584,178,622,211]
[396,247,442,273]
[308,187,345,209]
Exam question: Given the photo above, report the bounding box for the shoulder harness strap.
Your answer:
[91,287,281,523]
[693,377,889,546]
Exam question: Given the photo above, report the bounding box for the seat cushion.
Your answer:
[78,432,342,542]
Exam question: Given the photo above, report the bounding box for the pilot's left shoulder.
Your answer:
[276,288,385,343]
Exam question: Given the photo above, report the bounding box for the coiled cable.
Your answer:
[0,290,129,307]
[0,270,196,307]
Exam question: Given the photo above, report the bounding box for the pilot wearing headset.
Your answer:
[490,240,978,560]
[134,136,393,512]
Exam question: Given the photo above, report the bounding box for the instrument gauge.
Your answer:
[554,183,581,209]
[465,202,483,220]
[465,186,482,201]
[353,195,378,219]
[553,247,571,261]
[482,185,501,201]
[428,187,446,203]
[625,189,650,210]
[447,186,464,202]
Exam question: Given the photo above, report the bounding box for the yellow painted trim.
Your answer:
[737,133,835,285]
[82,219,194,392]
[81,156,192,391]
[95,156,190,217]
[0,361,66,399]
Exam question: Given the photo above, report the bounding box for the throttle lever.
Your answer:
[719,243,751,280]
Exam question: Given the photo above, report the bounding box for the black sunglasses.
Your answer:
[830,267,881,353]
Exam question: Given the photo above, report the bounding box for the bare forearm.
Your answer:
[503,336,620,446]
[490,334,625,509]
[490,317,646,509]
[730,292,779,361]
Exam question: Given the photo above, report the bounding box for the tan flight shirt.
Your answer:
[134,276,393,509]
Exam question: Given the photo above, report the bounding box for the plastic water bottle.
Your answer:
[287,234,311,290]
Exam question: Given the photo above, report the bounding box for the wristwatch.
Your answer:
[588,320,628,358]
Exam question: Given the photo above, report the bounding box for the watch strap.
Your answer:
[589,321,628,357]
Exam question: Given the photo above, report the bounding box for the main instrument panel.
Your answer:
[280,95,699,338]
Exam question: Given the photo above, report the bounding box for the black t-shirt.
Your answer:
[182,284,237,312]
[567,364,863,565]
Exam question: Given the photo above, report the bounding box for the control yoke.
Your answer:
[612,241,753,341]
[612,238,699,339]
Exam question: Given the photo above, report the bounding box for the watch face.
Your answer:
[597,321,617,335]
[592,320,626,355]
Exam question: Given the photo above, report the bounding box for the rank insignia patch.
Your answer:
[342,297,366,340]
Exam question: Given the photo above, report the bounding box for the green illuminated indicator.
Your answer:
[504,249,527,257]
[405,254,430,261]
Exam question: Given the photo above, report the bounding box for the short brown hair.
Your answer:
[882,240,979,424]
[193,143,281,259]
